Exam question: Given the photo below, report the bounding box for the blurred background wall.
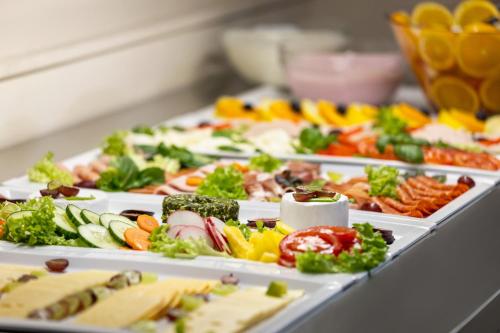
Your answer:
[0,0,458,149]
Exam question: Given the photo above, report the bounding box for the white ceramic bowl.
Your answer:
[280,192,349,229]
[223,25,347,86]
[285,52,404,104]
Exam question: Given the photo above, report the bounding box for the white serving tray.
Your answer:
[4,147,494,229]
[0,249,337,333]
[0,185,427,279]
[161,85,500,181]
[0,185,428,332]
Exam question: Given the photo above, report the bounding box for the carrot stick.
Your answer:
[137,215,160,233]
[124,228,151,251]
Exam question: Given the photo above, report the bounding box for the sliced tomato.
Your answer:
[278,226,357,267]
[318,143,358,157]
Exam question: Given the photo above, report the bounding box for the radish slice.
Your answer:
[167,210,206,229]
[177,226,214,248]
[208,217,226,236]
[205,218,231,254]
[166,225,185,239]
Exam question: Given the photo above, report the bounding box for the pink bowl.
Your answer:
[285,52,404,104]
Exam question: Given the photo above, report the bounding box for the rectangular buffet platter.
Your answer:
[3,150,495,229]
[162,85,500,181]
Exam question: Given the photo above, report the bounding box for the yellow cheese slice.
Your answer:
[75,278,217,328]
[0,270,115,318]
[75,283,169,328]
[183,287,304,333]
[0,265,40,290]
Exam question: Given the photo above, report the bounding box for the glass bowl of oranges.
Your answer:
[390,0,500,114]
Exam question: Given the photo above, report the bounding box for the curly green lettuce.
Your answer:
[28,152,73,186]
[3,197,78,246]
[149,225,227,259]
[365,165,399,199]
[196,166,247,200]
[102,130,129,156]
[249,154,282,173]
[296,223,388,274]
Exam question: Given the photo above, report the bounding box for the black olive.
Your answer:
[373,228,395,245]
[243,102,254,111]
[120,210,155,221]
[419,108,431,116]
[457,175,475,188]
[475,110,489,121]
[485,16,499,25]
[337,104,347,115]
[247,218,278,228]
[360,202,382,213]
[197,121,212,127]
[289,100,301,113]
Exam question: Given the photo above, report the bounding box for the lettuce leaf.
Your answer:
[102,130,128,156]
[27,152,73,186]
[295,223,388,274]
[365,165,399,199]
[149,225,227,258]
[3,197,76,246]
[249,154,282,172]
[97,156,164,191]
[196,166,247,200]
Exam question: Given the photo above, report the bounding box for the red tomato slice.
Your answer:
[278,226,356,267]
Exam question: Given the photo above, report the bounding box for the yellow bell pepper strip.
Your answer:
[223,226,252,259]
[317,100,349,126]
[392,103,431,129]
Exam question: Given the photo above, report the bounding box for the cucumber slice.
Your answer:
[78,224,121,249]
[54,206,78,238]
[81,209,100,225]
[109,220,134,245]
[66,204,86,226]
[7,210,34,222]
[100,213,135,229]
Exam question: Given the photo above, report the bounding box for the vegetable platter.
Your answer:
[0,185,427,273]
[157,86,500,179]
[3,148,494,229]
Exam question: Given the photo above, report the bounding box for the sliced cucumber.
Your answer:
[81,209,101,225]
[109,220,134,245]
[54,206,78,238]
[66,204,86,226]
[100,213,135,229]
[78,224,121,249]
[7,210,34,222]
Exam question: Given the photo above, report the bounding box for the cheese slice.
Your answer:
[75,278,217,328]
[0,264,40,290]
[182,287,304,333]
[0,270,115,318]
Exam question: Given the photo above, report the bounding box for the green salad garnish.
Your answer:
[295,127,336,154]
[196,166,247,200]
[2,197,82,246]
[102,130,128,156]
[97,156,164,192]
[249,153,282,173]
[296,223,388,273]
[28,152,73,186]
[365,165,399,199]
[149,225,228,259]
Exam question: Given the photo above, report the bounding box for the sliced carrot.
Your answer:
[124,228,151,251]
[137,215,160,233]
[186,176,203,186]
[232,162,249,173]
